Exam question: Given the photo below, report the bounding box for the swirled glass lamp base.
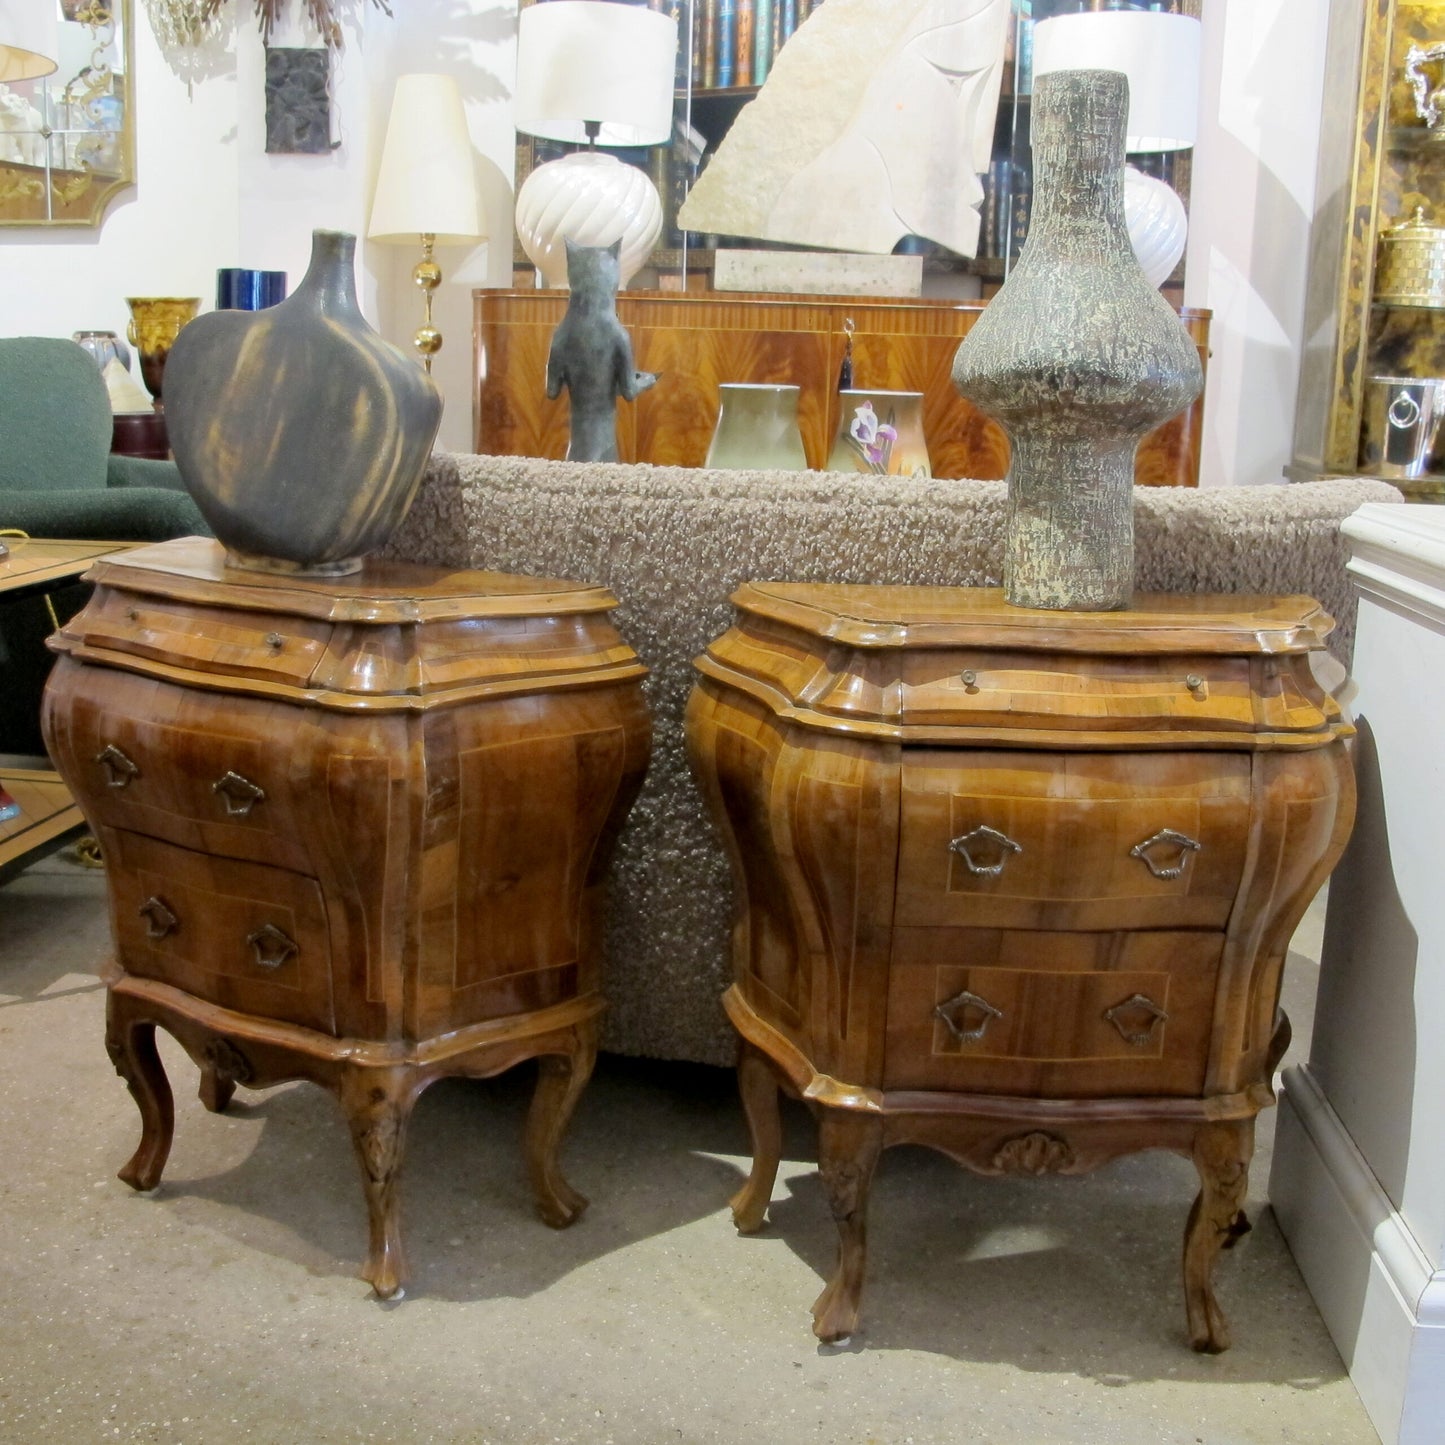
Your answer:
[515,150,663,289]
[1124,165,1189,289]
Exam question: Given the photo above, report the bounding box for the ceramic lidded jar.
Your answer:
[952,69,1202,611]
[705,383,809,470]
[165,229,442,576]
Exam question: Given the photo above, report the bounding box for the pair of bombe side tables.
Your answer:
[45,542,1354,1352]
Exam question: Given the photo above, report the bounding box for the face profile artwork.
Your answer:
[678,0,1011,257]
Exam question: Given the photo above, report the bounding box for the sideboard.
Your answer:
[473,291,1210,486]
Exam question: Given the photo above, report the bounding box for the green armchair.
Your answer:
[0,336,210,541]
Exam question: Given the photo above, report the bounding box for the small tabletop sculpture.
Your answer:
[546,239,657,462]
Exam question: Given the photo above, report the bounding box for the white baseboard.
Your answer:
[1270,1065,1445,1445]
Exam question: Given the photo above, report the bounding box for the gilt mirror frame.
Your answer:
[0,0,135,227]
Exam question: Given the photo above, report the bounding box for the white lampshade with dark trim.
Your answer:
[0,0,59,82]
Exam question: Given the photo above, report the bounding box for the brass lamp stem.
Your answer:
[412,231,443,373]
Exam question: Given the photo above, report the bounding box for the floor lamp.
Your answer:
[368,73,484,373]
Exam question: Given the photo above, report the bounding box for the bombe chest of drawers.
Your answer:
[42,538,651,1299]
[685,582,1355,1350]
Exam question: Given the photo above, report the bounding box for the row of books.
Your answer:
[977,159,1032,262]
[688,0,825,91]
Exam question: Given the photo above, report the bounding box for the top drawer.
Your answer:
[46,662,381,873]
[895,748,1252,932]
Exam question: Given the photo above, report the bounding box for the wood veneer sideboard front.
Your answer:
[473,290,1210,486]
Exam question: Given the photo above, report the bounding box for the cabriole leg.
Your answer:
[812,1110,884,1343]
[341,1066,417,1301]
[105,994,175,1192]
[525,1025,596,1229]
[731,1040,783,1233]
[1183,1117,1255,1353]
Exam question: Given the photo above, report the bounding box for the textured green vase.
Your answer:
[952,70,1202,611]
[165,229,442,575]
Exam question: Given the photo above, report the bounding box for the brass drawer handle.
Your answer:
[935,988,1003,1044]
[1104,993,1169,1046]
[96,744,139,789]
[213,770,266,818]
[139,896,177,940]
[1130,828,1202,880]
[949,825,1023,877]
[247,923,297,970]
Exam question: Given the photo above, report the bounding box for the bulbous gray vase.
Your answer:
[952,69,1203,611]
[166,229,442,576]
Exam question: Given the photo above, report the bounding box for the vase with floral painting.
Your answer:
[825,390,931,478]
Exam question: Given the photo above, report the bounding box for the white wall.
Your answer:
[2,0,1333,475]
[1186,0,1331,487]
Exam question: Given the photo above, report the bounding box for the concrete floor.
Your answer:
[0,850,1376,1445]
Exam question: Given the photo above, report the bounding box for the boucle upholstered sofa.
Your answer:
[386,457,1401,1066]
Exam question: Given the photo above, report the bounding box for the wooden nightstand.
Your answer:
[686,583,1354,1350]
[42,538,651,1298]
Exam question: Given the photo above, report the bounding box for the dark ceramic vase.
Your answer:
[166,229,442,575]
[951,70,1203,611]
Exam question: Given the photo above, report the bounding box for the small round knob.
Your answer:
[961,669,978,689]
[265,632,284,650]
[1185,673,1205,693]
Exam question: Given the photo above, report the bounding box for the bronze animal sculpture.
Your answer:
[545,239,657,463]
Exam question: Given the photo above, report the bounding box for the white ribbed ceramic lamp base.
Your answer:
[1124,166,1188,288]
[515,150,663,288]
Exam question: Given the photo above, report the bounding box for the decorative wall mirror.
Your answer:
[0,0,134,227]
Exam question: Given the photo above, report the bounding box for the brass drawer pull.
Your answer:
[247,923,297,970]
[935,988,1003,1044]
[1130,828,1202,880]
[213,771,266,818]
[949,825,1022,878]
[139,896,177,940]
[96,744,139,789]
[1104,993,1169,1046]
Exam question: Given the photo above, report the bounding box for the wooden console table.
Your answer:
[474,290,1209,485]
[42,539,651,1298]
[686,583,1354,1349]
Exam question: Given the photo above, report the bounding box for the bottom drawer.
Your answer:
[883,927,1221,1098]
[106,829,336,1035]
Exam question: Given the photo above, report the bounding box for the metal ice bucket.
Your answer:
[1360,376,1445,479]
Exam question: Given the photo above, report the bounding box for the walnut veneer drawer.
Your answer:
[105,829,336,1034]
[895,749,1252,932]
[883,927,1222,1097]
[50,670,348,873]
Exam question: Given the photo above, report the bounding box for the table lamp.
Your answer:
[1032,9,1200,288]
[512,0,678,288]
[368,73,484,372]
[0,0,58,81]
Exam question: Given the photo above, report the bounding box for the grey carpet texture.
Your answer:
[386,456,1401,1066]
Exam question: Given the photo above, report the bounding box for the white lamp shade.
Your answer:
[0,0,59,82]
[1032,10,1200,152]
[368,73,484,244]
[515,0,677,148]
[514,149,663,288]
